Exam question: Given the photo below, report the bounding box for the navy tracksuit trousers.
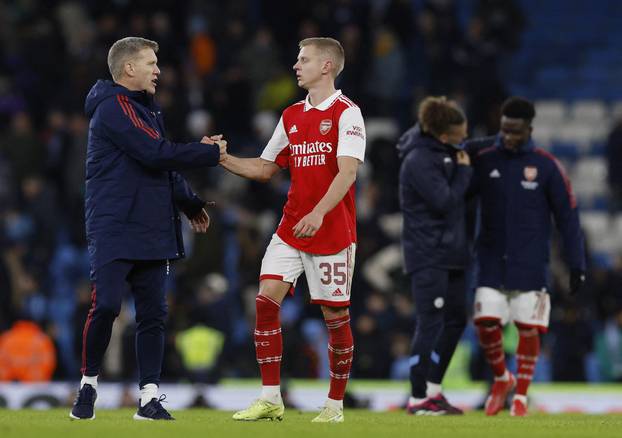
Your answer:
[409,268,467,398]
[81,259,168,388]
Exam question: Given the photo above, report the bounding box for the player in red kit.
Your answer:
[220,37,365,423]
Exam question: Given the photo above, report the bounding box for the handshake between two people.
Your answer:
[186,134,227,234]
[201,134,228,163]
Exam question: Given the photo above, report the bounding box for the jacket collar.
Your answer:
[304,89,342,112]
[113,82,158,110]
[420,131,455,153]
[494,133,535,154]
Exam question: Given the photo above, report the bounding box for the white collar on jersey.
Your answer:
[304,89,342,112]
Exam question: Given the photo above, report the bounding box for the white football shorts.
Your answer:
[259,234,355,306]
[473,286,551,332]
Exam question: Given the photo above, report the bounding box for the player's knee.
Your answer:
[258,280,289,304]
[255,294,281,325]
[136,317,165,333]
[321,305,349,320]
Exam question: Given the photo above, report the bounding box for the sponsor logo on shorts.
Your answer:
[332,288,344,297]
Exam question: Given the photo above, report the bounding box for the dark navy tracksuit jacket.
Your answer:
[84,80,220,271]
[465,136,586,292]
[398,125,473,274]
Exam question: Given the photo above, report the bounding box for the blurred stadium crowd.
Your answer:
[0,0,621,386]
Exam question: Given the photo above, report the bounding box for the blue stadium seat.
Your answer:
[550,142,580,161]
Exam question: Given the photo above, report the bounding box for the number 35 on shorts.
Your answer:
[308,243,355,299]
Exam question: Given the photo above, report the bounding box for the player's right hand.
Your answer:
[215,138,227,162]
[456,150,470,166]
[201,135,228,162]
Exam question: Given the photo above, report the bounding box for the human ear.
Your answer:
[125,62,134,77]
[322,59,332,75]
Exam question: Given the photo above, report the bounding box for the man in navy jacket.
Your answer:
[466,97,586,416]
[70,37,226,421]
[398,97,471,415]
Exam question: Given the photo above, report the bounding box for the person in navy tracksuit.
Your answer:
[465,97,586,417]
[70,37,226,421]
[398,97,471,415]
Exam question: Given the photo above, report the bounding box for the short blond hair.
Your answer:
[107,37,159,81]
[299,37,345,77]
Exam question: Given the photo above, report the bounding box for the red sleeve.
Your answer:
[275,146,290,168]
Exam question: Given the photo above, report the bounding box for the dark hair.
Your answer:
[418,96,466,138]
[501,96,536,122]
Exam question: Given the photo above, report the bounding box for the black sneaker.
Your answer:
[133,395,175,421]
[69,384,97,420]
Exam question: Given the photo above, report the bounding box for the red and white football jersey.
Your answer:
[260,90,366,254]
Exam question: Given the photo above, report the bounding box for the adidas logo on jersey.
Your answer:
[489,169,501,178]
[332,288,344,297]
[289,124,298,134]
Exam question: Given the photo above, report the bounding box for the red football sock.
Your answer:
[515,325,540,396]
[254,295,282,385]
[326,314,354,401]
[476,322,507,378]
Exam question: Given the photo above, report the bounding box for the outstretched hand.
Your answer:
[201,134,228,162]
[210,134,228,162]
[292,210,324,238]
[188,208,210,233]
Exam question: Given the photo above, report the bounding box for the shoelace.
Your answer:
[149,394,172,418]
[75,386,95,406]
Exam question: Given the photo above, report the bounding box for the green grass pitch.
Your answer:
[1,409,621,438]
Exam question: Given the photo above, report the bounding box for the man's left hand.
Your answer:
[188,208,210,233]
[569,269,586,296]
[293,210,324,238]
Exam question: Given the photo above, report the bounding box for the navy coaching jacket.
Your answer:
[465,135,586,291]
[398,125,473,274]
[84,80,220,271]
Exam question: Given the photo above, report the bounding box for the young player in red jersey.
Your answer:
[220,37,365,423]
